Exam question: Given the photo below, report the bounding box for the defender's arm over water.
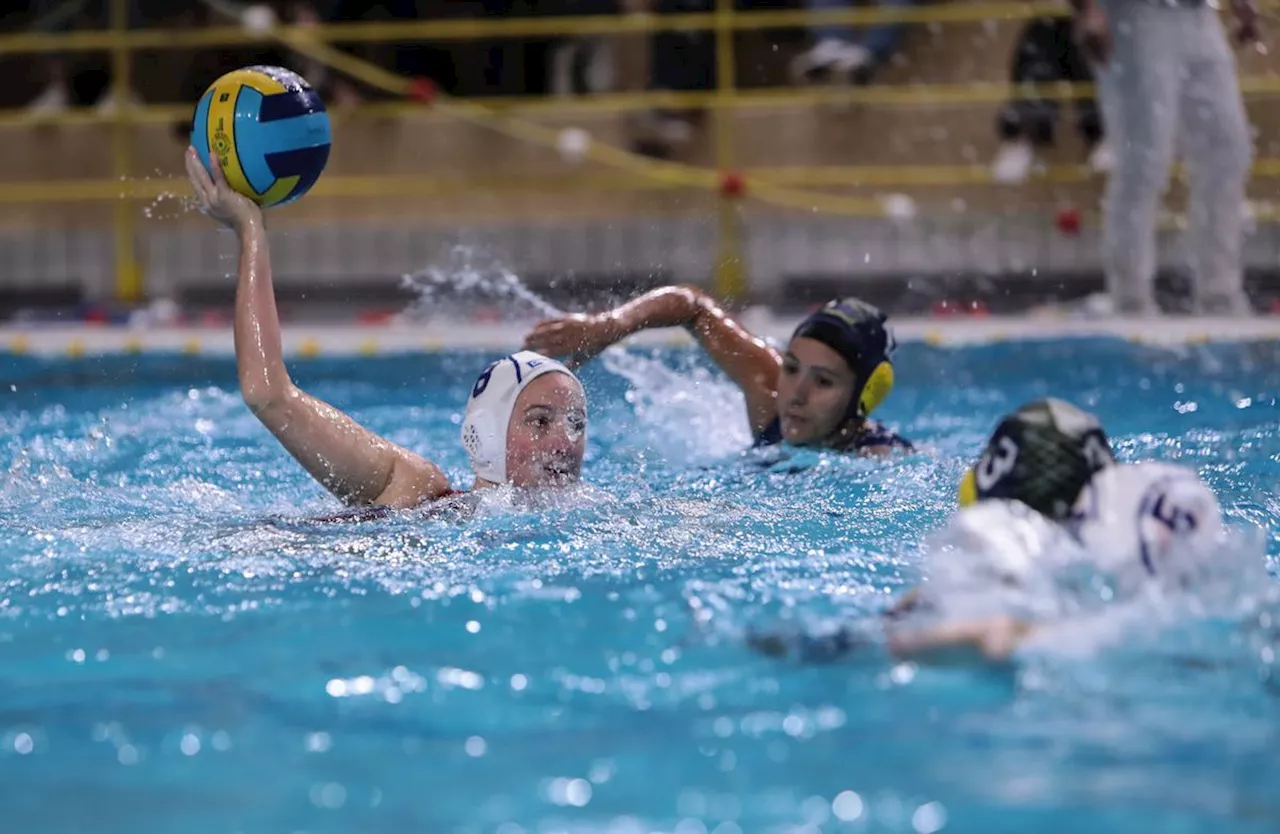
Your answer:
[524,286,911,454]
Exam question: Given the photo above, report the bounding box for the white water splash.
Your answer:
[142,191,195,221]
[397,246,561,321]
[396,248,752,461]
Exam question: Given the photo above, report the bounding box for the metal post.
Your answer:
[711,0,747,303]
[110,0,141,302]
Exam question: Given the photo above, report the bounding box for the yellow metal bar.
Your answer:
[0,174,676,203]
[8,157,1280,205]
[4,0,1253,54]
[1,0,1259,54]
[712,3,736,172]
[5,72,1280,130]
[110,0,140,303]
[713,0,747,302]
[0,3,1088,55]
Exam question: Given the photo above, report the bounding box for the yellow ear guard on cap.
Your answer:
[958,468,978,507]
[858,361,894,418]
[792,298,896,423]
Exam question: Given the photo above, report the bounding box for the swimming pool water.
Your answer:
[0,339,1277,834]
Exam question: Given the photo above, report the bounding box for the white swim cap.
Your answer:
[1072,462,1223,592]
[461,350,583,484]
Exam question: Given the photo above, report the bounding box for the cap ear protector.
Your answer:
[958,468,979,508]
[858,361,894,419]
[461,350,584,484]
[791,297,896,421]
[958,398,1115,521]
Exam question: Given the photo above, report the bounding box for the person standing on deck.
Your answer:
[1075,0,1260,315]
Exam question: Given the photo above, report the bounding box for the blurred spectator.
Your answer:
[626,0,717,158]
[477,0,555,97]
[789,0,918,87]
[1080,0,1258,315]
[990,14,1110,184]
[629,0,905,157]
[306,0,457,104]
[18,0,152,116]
[474,0,616,98]
[174,2,297,140]
[544,0,616,96]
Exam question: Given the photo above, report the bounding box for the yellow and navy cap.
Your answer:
[791,297,896,420]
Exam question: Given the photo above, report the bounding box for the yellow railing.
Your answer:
[0,2,1087,53]
[3,0,1279,303]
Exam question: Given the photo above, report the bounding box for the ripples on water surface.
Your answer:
[0,340,1277,834]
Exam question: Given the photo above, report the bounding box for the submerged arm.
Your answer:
[746,624,870,663]
[886,616,1037,664]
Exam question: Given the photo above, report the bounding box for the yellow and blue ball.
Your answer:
[191,65,331,208]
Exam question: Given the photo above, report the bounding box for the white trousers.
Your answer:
[1094,0,1253,314]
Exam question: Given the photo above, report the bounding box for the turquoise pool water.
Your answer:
[0,339,1277,834]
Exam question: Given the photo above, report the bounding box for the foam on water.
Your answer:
[399,247,564,321]
[1,262,1279,832]
[399,253,756,465]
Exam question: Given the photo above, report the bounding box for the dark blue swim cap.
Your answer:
[790,297,896,419]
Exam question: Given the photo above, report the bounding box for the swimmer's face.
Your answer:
[505,373,587,488]
[776,337,857,445]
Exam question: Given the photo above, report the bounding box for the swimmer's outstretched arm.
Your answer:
[185,148,450,508]
[525,285,782,435]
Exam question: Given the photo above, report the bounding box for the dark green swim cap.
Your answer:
[959,398,1115,520]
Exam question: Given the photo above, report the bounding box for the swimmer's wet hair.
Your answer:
[959,398,1115,520]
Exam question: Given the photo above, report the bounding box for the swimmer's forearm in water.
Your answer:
[746,625,869,663]
[886,616,1036,664]
[187,147,450,509]
[745,603,1033,667]
[525,286,781,434]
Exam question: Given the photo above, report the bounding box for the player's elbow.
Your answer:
[670,285,725,330]
[240,378,295,420]
[672,284,714,312]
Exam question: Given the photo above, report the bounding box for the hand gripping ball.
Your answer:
[191,65,331,208]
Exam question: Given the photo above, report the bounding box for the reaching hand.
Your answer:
[185,146,261,231]
[523,313,617,365]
